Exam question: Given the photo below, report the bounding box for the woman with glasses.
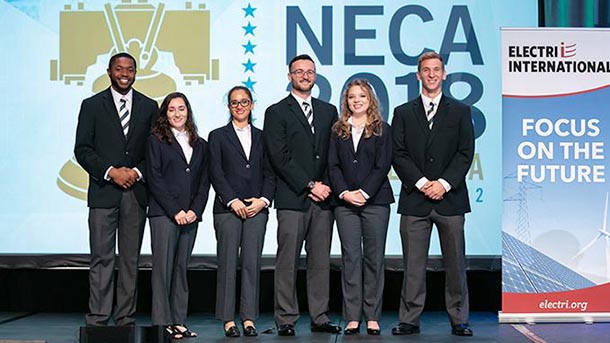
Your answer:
[147,92,210,339]
[208,86,276,337]
[328,79,394,335]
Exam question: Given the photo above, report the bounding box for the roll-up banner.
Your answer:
[501,28,610,323]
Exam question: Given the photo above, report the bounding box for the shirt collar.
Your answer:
[291,92,312,107]
[171,127,188,138]
[421,92,442,107]
[232,122,251,132]
[347,116,365,129]
[110,87,133,104]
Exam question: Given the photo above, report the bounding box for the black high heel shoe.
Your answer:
[344,323,361,335]
[367,321,381,335]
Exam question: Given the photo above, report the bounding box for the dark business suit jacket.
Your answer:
[74,87,158,208]
[328,122,394,206]
[208,123,276,214]
[263,95,338,210]
[392,95,474,216]
[146,134,210,220]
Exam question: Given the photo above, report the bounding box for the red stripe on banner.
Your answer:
[502,282,610,313]
[503,83,610,98]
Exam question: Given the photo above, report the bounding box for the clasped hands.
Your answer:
[230,198,267,219]
[421,180,446,201]
[174,210,197,226]
[308,181,332,203]
[342,190,366,207]
[109,167,139,189]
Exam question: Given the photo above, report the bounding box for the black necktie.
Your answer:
[303,102,314,133]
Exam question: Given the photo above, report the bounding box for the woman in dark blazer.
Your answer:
[208,86,275,337]
[328,79,394,335]
[146,92,210,339]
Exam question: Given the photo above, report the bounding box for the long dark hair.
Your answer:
[227,85,253,124]
[152,92,198,146]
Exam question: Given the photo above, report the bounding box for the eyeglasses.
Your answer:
[290,69,316,77]
[229,99,252,108]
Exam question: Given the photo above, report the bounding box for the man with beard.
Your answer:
[391,51,475,336]
[75,52,158,326]
[263,54,341,336]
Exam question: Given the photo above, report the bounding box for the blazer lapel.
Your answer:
[125,90,143,143]
[311,98,325,149]
[103,88,127,143]
[412,97,430,135]
[190,138,201,167]
[251,127,261,161]
[170,138,188,164]
[427,96,448,147]
[224,123,248,161]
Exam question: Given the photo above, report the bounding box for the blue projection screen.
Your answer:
[0,0,538,257]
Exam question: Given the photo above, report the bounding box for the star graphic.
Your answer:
[242,58,256,73]
[243,22,256,36]
[243,3,256,18]
[243,40,256,54]
[242,76,257,91]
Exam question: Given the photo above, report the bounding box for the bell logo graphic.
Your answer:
[51,1,220,200]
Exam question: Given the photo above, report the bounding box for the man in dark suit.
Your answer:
[74,52,158,326]
[391,51,475,337]
[263,54,341,336]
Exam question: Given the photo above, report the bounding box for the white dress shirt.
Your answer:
[233,122,252,160]
[104,88,142,181]
[415,93,451,192]
[171,127,193,164]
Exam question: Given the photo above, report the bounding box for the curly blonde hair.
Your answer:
[333,79,383,140]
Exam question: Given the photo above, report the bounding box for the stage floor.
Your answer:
[1,311,609,342]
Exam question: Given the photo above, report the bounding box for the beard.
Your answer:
[291,79,314,93]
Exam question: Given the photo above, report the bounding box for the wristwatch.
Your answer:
[307,181,315,190]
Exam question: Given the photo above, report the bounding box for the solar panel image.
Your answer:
[502,232,596,293]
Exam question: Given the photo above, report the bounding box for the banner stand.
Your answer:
[499,312,610,324]
[501,27,610,324]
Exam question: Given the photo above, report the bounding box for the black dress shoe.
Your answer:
[344,325,360,335]
[367,328,381,335]
[224,325,241,337]
[311,321,342,333]
[452,323,473,336]
[391,322,420,335]
[243,324,258,337]
[277,324,295,336]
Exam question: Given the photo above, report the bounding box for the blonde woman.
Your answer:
[328,79,394,335]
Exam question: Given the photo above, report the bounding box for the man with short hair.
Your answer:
[75,52,158,326]
[391,51,475,336]
[263,54,341,336]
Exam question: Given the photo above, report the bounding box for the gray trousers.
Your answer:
[86,190,146,326]
[335,205,389,322]
[274,203,334,326]
[398,210,469,326]
[214,212,268,322]
[150,215,198,326]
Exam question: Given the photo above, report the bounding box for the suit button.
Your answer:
[353,159,358,164]
[186,168,191,173]
[125,151,129,155]
[246,164,251,169]
[315,155,320,160]
[429,157,434,163]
